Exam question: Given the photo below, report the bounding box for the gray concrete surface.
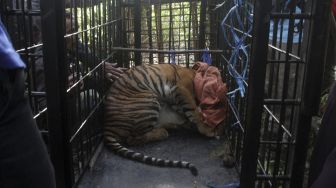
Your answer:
[77,130,238,188]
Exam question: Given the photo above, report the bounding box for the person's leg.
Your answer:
[0,69,56,188]
[309,83,336,187]
[311,147,336,188]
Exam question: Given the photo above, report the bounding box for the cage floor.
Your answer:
[77,129,238,188]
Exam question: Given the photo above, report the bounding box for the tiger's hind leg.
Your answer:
[126,128,169,146]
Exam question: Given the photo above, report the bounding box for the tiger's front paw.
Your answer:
[194,109,217,137]
[198,125,216,137]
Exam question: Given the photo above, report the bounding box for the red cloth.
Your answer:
[333,0,336,16]
[192,62,228,128]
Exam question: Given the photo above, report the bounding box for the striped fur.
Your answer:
[104,64,216,176]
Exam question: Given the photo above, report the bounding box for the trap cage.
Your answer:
[0,0,331,187]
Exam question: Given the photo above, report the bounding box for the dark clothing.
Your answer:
[0,69,56,188]
[0,21,25,69]
[333,0,336,16]
[311,147,336,188]
[309,82,336,187]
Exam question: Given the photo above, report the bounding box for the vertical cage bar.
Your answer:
[182,2,187,57]
[134,0,142,65]
[187,0,192,67]
[116,0,123,66]
[240,0,272,187]
[293,0,332,186]
[146,0,153,64]
[40,0,72,187]
[272,5,297,187]
[168,0,173,63]
[198,0,206,59]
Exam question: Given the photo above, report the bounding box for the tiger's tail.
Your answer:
[105,137,198,176]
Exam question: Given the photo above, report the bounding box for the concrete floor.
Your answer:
[77,130,238,188]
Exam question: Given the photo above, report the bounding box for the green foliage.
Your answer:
[140,2,201,49]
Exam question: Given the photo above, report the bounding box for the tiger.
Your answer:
[104,63,219,176]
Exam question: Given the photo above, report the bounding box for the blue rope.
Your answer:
[215,0,253,130]
[202,48,212,65]
[219,0,295,99]
[220,0,253,98]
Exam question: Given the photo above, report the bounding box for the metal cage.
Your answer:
[240,0,331,187]
[0,0,118,187]
[0,0,331,187]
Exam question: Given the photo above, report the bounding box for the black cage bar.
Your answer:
[1,0,119,187]
[0,0,331,187]
[241,0,331,187]
[120,0,215,67]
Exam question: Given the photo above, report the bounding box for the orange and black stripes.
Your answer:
[105,137,198,176]
[104,64,199,176]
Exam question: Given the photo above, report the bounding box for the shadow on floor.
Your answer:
[78,130,238,188]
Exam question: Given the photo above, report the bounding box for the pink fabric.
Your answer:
[192,62,228,128]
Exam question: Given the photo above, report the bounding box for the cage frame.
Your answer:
[0,0,332,187]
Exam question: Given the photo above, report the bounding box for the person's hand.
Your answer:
[104,62,128,82]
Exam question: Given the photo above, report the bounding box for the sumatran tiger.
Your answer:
[104,63,219,176]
